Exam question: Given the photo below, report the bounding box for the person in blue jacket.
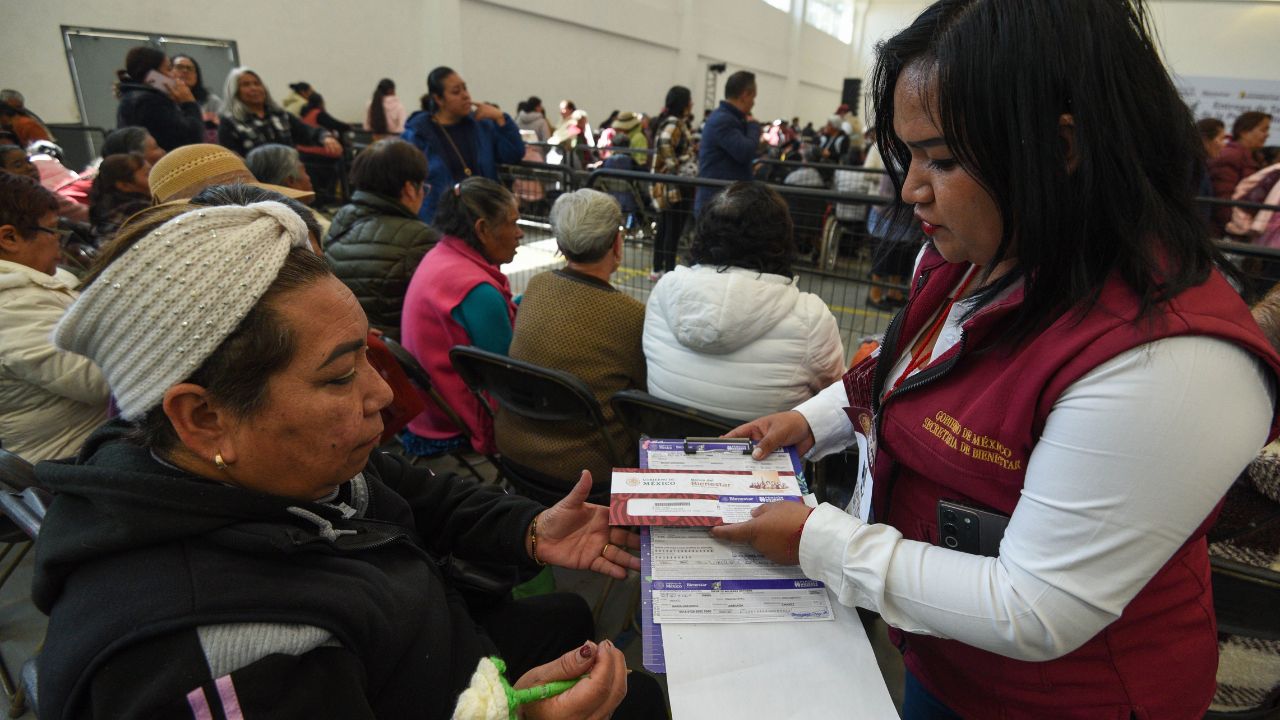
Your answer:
[402,66,525,223]
[695,70,763,215]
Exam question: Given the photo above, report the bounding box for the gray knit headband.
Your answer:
[54,201,311,420]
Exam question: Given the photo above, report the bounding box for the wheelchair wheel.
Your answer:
[818,214,842,272]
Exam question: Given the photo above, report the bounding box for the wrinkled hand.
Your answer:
[533,471,640,579]
[518,640,627,720]
[709,501,813,566]
[322,136,343,155]
[725,410,815,459]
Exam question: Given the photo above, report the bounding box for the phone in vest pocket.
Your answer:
[937,499,1009,557]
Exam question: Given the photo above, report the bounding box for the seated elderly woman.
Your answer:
[496,189,645,490]
[245,143,314,199]
[644,181,846,420]
[34,198,648,719]
[218,67,343,157]
[0,174,109,461]
[325,138,439,340]
[401,177,523,456]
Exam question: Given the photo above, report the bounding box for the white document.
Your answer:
[651,527,813,580]
[649,527,834,624]
[663,598,900,719]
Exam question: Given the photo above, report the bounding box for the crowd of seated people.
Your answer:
[5,35,1280,719]
[495,188,646,490]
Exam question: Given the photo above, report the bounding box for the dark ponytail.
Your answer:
[424,66,456,115]
[118,45,166,84]
[433,176,516,256]
[368,78,395,134]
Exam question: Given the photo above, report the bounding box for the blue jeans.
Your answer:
[902,672,965,720]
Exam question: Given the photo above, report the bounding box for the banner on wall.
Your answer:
[1175,75,1280,136]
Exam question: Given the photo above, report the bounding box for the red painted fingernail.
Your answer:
[579,642,594,659]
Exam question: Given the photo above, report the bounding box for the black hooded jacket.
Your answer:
[33,422,542,720]
[115,81,204,151]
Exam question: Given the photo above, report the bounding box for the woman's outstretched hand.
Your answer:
[531,471,640,579]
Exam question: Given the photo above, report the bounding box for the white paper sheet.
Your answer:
[664,597,900,719]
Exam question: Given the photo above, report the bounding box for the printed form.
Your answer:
[649,527,833,623]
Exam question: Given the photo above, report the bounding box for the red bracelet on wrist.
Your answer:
[790,506,816,547]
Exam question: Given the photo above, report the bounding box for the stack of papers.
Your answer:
[611,440,833,674]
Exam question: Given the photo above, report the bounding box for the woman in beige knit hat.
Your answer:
[33,199,653,719]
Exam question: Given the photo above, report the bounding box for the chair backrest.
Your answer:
[0,449,37,492]
[449,345,622,467]
[0,449,47,539]
[609,389,741,440]
[381,337,476,442]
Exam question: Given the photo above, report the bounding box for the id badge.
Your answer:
[842,353,879,522]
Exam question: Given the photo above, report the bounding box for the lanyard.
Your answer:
[889,265,981,395]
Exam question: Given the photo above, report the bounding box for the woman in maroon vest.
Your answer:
[716,2,1280,718]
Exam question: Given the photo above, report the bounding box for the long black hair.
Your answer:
[368,78,395,134]
[657,86,692,127]
[871,0,1226,344]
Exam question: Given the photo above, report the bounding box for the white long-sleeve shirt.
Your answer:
[795,319,1274,661]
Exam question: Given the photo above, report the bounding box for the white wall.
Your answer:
[4,0,437,127]
[852,0,1280,99]
[4,0,1276,131]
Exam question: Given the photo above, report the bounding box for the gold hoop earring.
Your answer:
[214,453,228,471]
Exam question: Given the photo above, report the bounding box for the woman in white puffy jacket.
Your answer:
[0,174,108,461]
[644,181,845,420]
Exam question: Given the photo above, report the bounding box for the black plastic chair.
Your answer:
[0,449,48,718]
[449,346,621,506]
[1204,471,1280,720]
[608,390,741,440]
[380,337,499,484]
[1205,556,1280,720]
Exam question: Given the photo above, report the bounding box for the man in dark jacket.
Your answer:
[324,138,439,339]
[695,71,762,214]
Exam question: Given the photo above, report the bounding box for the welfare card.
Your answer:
[609,469,803,526]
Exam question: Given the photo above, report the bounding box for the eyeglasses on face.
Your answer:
[28,225,70,242]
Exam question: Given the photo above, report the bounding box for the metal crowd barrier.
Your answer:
[579,167,904,353]
[43,124,106,175]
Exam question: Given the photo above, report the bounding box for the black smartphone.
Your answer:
[937,499,1009,557]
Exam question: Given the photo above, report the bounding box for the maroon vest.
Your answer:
[401,235,516,453]
[848,247,1280,719]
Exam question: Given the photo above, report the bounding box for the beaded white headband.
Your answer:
[54,201,311,420]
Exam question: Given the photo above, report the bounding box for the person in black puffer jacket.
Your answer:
[325,138,439,339]
[114,46,203,151]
